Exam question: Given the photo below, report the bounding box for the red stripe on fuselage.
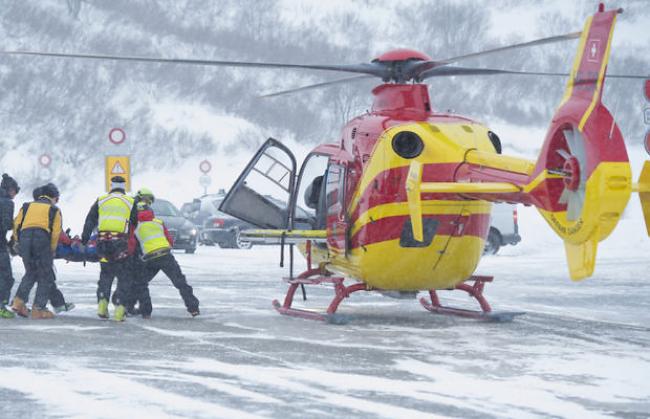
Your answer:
[350,163,460,221]
[350,213,490,249]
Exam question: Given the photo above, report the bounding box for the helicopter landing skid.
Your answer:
[272,269,367,324]
[420,275,525,322]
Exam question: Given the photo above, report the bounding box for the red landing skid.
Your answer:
[420,275,525,322]
[272,268,365,324]
[273,271,525,324]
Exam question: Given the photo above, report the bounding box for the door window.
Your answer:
[220,139,296,229]
[294,154,329,230]
[326,163,345,215]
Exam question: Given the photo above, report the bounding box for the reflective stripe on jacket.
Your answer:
[135,218,170,256]
[97,193,134,233]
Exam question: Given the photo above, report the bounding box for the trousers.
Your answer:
[15,229,55,309]
[0,243,14,305]
[132,253,199,316]
[97,258,132,306]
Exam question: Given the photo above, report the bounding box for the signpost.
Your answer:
[108,128,126,145]
[105,156,131,192]
[199,160,212,195]
[38,154,52,167]
[106,128,130,192]
[37,153,53,181]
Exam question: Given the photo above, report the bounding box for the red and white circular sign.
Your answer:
[645,129,650,156]
[645,79,650,102]
[39,154,52,167]
[108,128,126,145]
[199,160,212,174]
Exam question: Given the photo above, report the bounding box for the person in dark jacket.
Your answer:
[81,176,137,320]
[12,186,76,315]
[0,174,19,318]
[10,183,62,319]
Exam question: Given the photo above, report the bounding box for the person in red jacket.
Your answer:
[128,203,199,319]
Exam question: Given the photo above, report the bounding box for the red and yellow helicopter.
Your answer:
[217,4,650,322]
[3,3,648,322]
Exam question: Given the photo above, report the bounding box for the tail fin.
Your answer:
[528,6,633,280]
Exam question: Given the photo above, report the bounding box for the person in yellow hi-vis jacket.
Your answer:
[10,183,62,319]
[129,202,200,319]
[81,176,137,321]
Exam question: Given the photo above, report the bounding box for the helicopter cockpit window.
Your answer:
[294,154,329,230]
[221,144,295,229]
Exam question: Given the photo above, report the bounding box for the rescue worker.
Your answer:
[81,175,137,321]
[10,183,62,319]
[123,187,156,315]
[13,185,76,314]
[0,174,19,318]
[130,191,200,319]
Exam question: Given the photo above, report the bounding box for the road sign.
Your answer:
[199,160,212,174]
[645,130,650,157]
[199,175,211,195]
[109,128,126,145]
[105,156,131,192]
[645,108,650,125]
[38,154,52,167]
[645,79,650,102]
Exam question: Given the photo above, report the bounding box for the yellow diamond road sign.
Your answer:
[105,156,131,192]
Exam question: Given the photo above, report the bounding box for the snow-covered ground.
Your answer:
[1,201,649,418]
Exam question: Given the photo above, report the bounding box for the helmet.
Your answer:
[137,187,155,204]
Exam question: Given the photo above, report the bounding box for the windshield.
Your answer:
[152,200,180,217]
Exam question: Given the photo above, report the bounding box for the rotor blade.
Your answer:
[564,128,588,181]
[419,65,647,81]
[566,187,587,221]
[556,148,572,160]
[559,188,570,205]
[259,74,374,98]
[567,191,583,221]
[0,50,387,77]
[420,66,570,80]
[438,31,582,66]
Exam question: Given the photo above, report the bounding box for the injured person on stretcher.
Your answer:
[55,229,99,263]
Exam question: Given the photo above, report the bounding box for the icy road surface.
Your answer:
[1,232,649,418]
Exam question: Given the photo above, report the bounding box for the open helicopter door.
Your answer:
[219,138,297,229]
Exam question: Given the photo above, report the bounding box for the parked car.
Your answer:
[151,198,198,254]
[182,192,255,249]
[484,203,521,255]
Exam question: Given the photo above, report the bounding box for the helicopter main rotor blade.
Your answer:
[260,74,374,98]
[437,31,583,66]
[407,30,583,78]
[419,65,647,81]
[420,66,569,79]
[0,50,388,77]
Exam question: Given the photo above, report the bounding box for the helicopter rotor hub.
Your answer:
[562,156,581,191]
